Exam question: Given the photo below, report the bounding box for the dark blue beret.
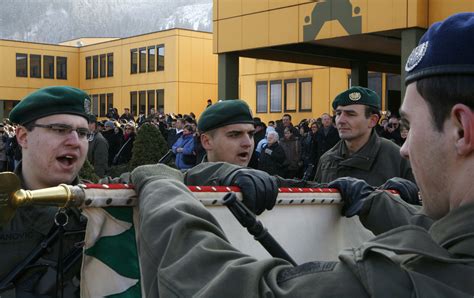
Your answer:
[332,86,381,110]
[198,99,254,132]
[405,13,474,85]
[10,86,91,124]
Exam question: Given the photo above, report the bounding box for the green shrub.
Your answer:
[130,123,169,169]
[108,162,132,178]
[79,159,100,183]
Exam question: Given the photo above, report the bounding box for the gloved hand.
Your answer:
[131,164,184,193]
[379,177,420,205]
[221,168,278,215]
[328,177,376,217]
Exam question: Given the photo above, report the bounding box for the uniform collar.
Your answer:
[429,203,474,257]
[335,131,380,170]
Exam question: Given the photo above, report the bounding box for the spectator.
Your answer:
[258,130,287,176]
[400,124,409,146]
[102,121,122,167]
[119,108,135,122]
[276,114,300,139]
[248,120,266,169]
[279,127,301,178]
[315,112,340,163]
[255,126,275,156]
[0,124,7,172]
[167,118,184,148]
[268,120,275,128]
[300,122,318,178]
[106,107,119,120]
[87,114,109,177]
[172,124,195,170]
[114,123,136,165]
[383,115,403,145]
[206,99,212,108]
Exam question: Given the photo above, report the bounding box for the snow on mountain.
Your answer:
[0,0,212,44]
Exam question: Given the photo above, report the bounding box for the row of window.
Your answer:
[85,53,114,80]
[130,89,165,116]
[256,78,312,113]
[131,45,165,74]
[89,93,114,117]
[16,53,67,79]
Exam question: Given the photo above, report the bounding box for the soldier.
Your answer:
[130,13,474,296]
[198,99,255,166]
[315,86,415,186]
[0,86,90,297]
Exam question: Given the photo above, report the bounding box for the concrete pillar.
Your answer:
[350,60,368,87]
[401,28,426,99]
[218,53,239,100]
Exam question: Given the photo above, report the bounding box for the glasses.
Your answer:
[32,123,91,140]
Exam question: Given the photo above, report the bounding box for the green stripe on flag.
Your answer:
[104,206,134,223]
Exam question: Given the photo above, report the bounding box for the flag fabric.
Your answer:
[81,207,142,298]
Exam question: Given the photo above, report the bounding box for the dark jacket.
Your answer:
[315,125,340,162]
[258,142,287,177]
[315,131,415,186]
[0,164,85,297]
[279,136,301,178]
[87,132,109,177]
[102,129,122,167]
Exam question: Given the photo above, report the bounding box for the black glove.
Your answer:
[379,177,420,205]
[221,168,278,215]
[328,177,376,217]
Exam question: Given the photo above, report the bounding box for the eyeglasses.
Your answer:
[32,123,91,140]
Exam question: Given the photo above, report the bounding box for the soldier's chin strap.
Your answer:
[54,209,69,298]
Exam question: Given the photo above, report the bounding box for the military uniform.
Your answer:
[0,164,85,297]
[133,163,474,297]
[315,131,415,186]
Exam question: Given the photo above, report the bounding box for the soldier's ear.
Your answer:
[15,126,28,148]
[452,104,474,156]
[200,133,213,151]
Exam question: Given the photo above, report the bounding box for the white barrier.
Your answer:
[191,186,375,263]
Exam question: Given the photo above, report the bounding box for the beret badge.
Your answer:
[349,92,361,101]
[405,41,429,72]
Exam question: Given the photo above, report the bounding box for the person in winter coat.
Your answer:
[172,124,195,170]
[258,130,287,176]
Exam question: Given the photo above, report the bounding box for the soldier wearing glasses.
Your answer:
[0,86,89,297]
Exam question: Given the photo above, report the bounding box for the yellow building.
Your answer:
[0,29,218,120]
[214,0,474,123]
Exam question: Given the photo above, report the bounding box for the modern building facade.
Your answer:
[0,29,217,120]
[213,0,474,123]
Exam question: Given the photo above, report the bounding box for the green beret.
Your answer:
[198,99,254,132]
[10,86,91,125]
[332,86,381,110]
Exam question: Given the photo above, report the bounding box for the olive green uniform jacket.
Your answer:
[315,131,415,185]
[136,163,474,297]
[0,164,85,297]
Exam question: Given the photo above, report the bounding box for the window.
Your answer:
[270,80,282,113]
[147,90,155,114]
[92,94,99,116]
[256,81,268,113]
[99,94,106,117]
[139,91,146,114]
[56,56,67,80]
[107,93,114,111]
[107,53,114,77]
[148,46,155,72]
[157,89,164,113]
[299,78,312,112]
[99,54,106,78]
[86,56,91,80]
[157,44,165,71]
[92,55,99,79]
[16,53,28,77]
[284,79,297,112]
[130,49,138,74]
[139,47,147,73]
[44,55,54,79]
[130,92,138,116]
[30,54,41,78]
